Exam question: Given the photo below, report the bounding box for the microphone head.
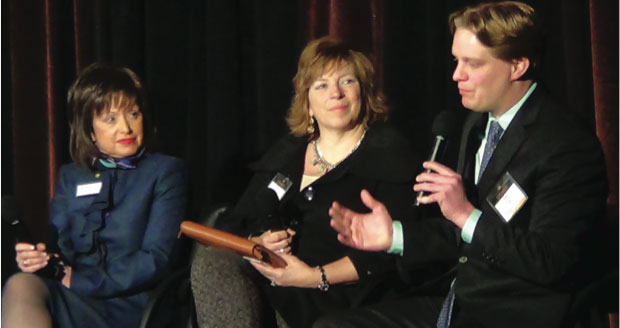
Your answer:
[431,110,458,139]
[2,195,22,225]
[2,195,30,243]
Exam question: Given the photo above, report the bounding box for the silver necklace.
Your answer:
[311,130,366,173]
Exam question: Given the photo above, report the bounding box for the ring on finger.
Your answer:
[23,260,28,265]
[278,248,285,253]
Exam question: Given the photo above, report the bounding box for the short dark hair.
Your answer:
[449,1,543,80]
[285,36,389,139]
[67,63,150,170]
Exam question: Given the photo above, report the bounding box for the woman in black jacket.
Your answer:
[191,36,421,328]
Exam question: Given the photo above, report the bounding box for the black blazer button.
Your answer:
[459,256,468,264]
[304,186,314,201]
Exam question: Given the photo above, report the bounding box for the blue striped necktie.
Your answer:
[478,121,504,182]
[436,280,456,328]
[437,121,504,327]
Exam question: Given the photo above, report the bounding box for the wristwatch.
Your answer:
[317,266,329,291]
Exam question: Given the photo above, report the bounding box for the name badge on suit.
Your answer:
[486,172,527,222]
[75,182,102,197]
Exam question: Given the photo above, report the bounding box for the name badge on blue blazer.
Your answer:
[76,182,102,197]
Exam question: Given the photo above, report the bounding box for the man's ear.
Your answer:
[510,57,530,81]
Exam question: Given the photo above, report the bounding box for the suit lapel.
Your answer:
[477,87,543,200]
[459,112,486,202]
[476,122,527,199]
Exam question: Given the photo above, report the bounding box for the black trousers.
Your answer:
[313,295,445,328]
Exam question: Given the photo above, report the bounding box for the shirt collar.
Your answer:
[475,82,537,183]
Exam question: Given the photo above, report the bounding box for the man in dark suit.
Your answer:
[319,1,608,327]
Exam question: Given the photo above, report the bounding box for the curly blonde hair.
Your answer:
[285,36,389,139]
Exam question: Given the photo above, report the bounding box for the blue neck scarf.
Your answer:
[93,147,146,170]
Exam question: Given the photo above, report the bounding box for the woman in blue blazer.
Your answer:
[2,63,188,328]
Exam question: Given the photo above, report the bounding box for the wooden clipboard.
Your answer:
[178,221,287,268]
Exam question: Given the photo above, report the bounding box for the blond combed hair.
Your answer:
[449,1,542,79]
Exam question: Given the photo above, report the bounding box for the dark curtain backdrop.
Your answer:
[3,0,618,264]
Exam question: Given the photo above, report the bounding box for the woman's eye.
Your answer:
[342,78,356,85]
[129,111,141,119]
[104,116,116,123]
[314,83,327,90]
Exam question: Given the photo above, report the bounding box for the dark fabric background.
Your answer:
[2,0,618,302]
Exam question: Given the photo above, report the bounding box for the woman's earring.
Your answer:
[307,117,315,134]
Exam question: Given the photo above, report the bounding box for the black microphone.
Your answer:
[255,188,285,231]
[2,195,66,280]
[2,195,30,243]
[2,195,27,282]
[414,111,458,206]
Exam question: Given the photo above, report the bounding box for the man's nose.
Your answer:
[452,62,466,81]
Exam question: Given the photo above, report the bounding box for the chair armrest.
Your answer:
[139,267,196,328]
